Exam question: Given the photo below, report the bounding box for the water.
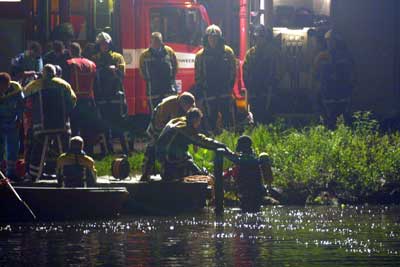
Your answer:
[1,206,399,266]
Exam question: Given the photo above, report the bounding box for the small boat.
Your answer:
[114,177,211,215]
[1,186,129,221]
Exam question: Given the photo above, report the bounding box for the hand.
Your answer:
[23,71,36,77]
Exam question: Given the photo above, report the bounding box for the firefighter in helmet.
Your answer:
[156,107,230,181]
[139,32,178,111]
[24,64,76,180]
[314,29,355,128]
[0,73,24,180]
[140,92,196,181]
[56,136,97,187]
[194,24,237,134]
[66,42,98,154]
[93,32,129,154]
[243,25,280,124]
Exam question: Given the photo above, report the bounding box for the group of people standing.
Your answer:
[1,31,127,183]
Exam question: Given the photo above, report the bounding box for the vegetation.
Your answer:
[96,112,400,204]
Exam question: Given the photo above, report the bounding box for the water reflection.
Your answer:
[1,206,400,266]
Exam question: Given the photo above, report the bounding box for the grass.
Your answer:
[96,112,400,203]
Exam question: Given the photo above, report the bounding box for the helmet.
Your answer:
[324,29,342,41]
[236,135,253,153]
[178,92,195,106]
[205,24,222,37]
[253,24,273,39]
[96,32,112,44]
[54,65,62,78]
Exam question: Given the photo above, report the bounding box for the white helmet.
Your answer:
[96,32,112,44]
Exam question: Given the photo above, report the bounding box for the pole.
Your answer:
[0,171,36,221]
[239,0,248,61]
[214,148,225,214]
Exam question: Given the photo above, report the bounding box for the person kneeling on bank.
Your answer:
[156,107,230,181]
[56,136,97,187]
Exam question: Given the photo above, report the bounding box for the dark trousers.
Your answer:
[161,158,203,181]
[202,97,233,134]
[97,102,129,154]
[0,127,19,177]
[321,99,351,129]
[70,98,99,154]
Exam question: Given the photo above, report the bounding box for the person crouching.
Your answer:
[56,136,97,187]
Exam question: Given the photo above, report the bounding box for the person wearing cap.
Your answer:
[66,42,98,154]
[56,136,97,187]
[140,92,196,181]
[0,73,24,180]
[194,24,237,134]
[223,135,274,212]
[156,107,229,181]
[313,29,355,128]
[24,64,76,181]
[139,32,178,111]
[93,32,128,154]
[243,24,280,124]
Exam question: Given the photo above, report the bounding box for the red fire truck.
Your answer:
[118,0,211,115]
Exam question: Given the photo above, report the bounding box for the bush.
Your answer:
[96,112,400,202]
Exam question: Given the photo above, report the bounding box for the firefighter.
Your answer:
[224,135,274,212]
[139,32,178,111]
[194,24,237,134]
[314,29,355,129]
[56,136,97,187]
[43,40,71,80]
[0,73,24,180]
[140,92,196,181]
[66,42,98,154]
[93,32,129,154]
[243,25,279,124]
[156,107,229,181]
[24,64,76,181]
[11,41,43,86]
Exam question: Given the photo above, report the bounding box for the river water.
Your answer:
[1,205,399,266]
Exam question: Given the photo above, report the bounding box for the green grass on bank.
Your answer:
[96,112,400,202]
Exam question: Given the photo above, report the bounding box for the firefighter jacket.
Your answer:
[195,45,236,99]
[93,50,126,101]
[56,150,97,187]
[147,95,186,138]
[0,81,24,131]
[157,116,225,163]
[66,57,97,99]
[139,45,178,97]
[314,48,355,100]
[243,43,280,96]
[24,77,77,135]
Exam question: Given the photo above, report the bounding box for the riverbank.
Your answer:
[95,112,400,205]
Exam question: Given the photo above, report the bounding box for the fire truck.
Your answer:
[0,0,213,116]
[118,0,211,115]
